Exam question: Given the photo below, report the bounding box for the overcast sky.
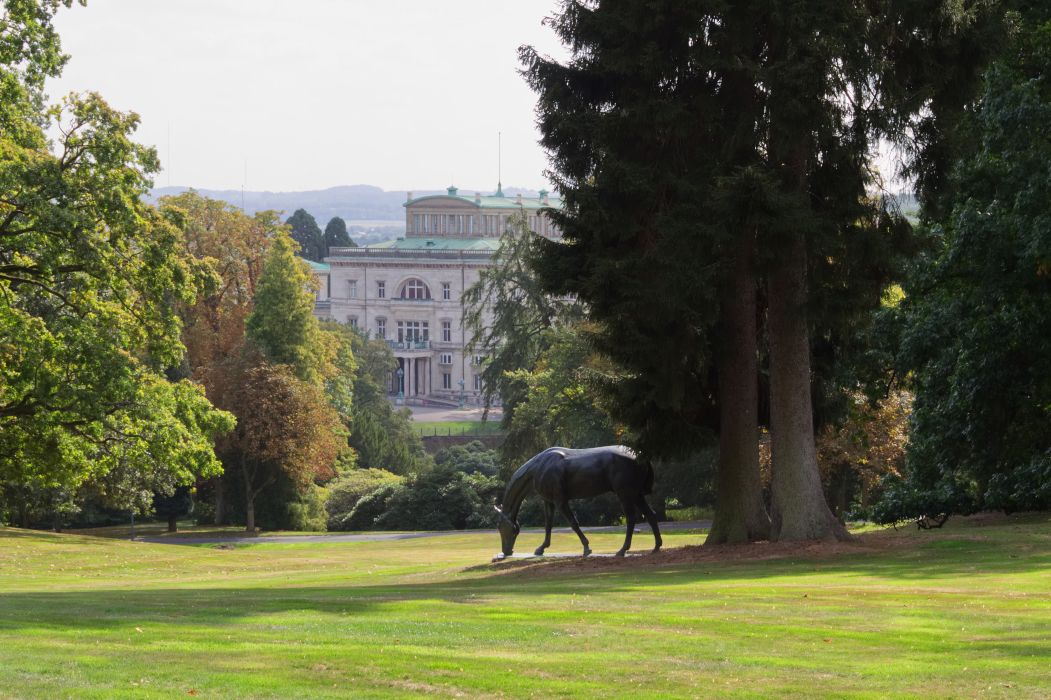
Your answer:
[47,0,567,193]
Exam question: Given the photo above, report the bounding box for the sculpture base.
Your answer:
[491,551,648,562]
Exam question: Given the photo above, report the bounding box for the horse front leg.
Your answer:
[558,501,591,556]
[636,494,663,553]
[616,494,637,557]
[534,501,555,556]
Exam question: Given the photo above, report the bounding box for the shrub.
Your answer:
[325,469,403,531]
[373,465,501,531]
[287,485,328,532]
[341,482,403,531]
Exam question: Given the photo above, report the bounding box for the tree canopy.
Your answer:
[285,208,325,262]
[324,216,354,252]
[1,1,232,508]
[879,9,1051,521]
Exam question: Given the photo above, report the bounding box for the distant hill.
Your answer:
[146,184,550,226]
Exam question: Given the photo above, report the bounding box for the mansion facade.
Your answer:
[311,186,561,404]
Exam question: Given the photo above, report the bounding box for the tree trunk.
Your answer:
[767,229,848,541]
[242,457,256,533]
[244,495,256,533]
[167,513,178,533]
[707,231,770,544]
[213,476,225,525]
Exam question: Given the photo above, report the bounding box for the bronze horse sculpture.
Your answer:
[493,445,662,558]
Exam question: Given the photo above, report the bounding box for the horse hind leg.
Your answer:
[615,494,637,557]
[558,501,591,557]
[535,501,555,556]
[635,494,663,552]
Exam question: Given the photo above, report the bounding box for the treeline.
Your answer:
[0,3,449,532]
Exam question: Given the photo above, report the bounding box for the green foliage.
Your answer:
[887,14,1051,518]
[323,216,354,253]
[285,208,324,262]
[285,484,328,532]
[339,481,400,531]
[246,232,331,385]
[335,445,502,531]
[433,441,500,478]
[463,214,578,420]
[372,463,501,531]
[331,324,427,475]
[1,5,232,509]
[500,327,617,471]
[324,468,402,531]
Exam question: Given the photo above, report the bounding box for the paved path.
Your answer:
[139,520,709,546]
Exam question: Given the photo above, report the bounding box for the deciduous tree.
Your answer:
[1,1,232,504]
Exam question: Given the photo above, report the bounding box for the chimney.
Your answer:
[516,192,523,205]
[539,189,549,205]
[474,191,481,204]
[407,191,413,202]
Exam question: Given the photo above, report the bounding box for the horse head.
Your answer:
[494,505,519,557]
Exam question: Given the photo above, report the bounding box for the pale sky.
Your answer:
[47,0,568,193]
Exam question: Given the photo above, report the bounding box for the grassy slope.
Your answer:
[1,516,1049,699]
[411,420,505,436]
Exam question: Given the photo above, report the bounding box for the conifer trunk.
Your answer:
[707,231,770,544]
[767,228,848,541]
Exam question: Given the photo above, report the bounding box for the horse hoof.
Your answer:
[614,550,626,558]
[533,548,545,556]
[652,546,661,554]
[582,548,592,557]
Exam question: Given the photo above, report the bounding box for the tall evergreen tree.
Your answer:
[324,216,355,254]
[522,0,1004,541]
[286,208,325,261]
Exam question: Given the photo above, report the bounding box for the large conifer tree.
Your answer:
[523,0,1003,541]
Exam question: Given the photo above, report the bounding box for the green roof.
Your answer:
[364,237,501,252]
[405,193,562,211]
[304,259,330,271]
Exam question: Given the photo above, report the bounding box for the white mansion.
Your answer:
[311,186,561,404]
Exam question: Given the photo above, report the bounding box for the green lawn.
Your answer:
[2,515,1050,698]
[411,420,505,437]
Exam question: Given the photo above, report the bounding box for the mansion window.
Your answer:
[376,280,386,298]
[400,278,431,300]
[472,354,485,366]
[376,317,386,339]
[474,374,483,391]
[397,320,428,342]
[442,372,452,390]
[439,353,453,365]
[347,279,357,298]
[483,215,499,235]
[441,282,451,300]
[441,320,452,342]
[348,316,358,329]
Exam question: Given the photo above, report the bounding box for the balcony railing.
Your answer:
[387,339,431,351]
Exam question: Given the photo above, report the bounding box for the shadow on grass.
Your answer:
[1,527,1049,637]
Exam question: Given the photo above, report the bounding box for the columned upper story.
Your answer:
[404,186,562,239]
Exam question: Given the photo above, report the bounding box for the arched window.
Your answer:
[400,278,431,300]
